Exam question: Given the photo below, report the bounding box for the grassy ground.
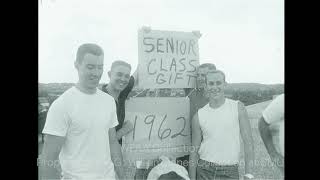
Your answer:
[238,100,283,180]
[238,120,283,179]
[38,100,284,179]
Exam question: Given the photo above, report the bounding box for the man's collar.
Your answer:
[102,84,109,93]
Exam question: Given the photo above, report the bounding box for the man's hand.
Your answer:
[141,26,151,33]
[122,121,134,135]
[116,121,134,140]
[258,117,284,174]
[192,31,202,38]
[109,128,125,179]
[132,64,139,87]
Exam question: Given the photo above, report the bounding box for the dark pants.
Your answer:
[196,159,239,180]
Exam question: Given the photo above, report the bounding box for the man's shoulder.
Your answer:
[225,98,243,112]
[277,93,284,100]
[271,94,284,106]
[53,87,76,103]
[97,89,114,101]
[264,94,284,113]
[262,94,284,123]
[198,103,209,112]
[47,87,76,112]
[226,98,239,104]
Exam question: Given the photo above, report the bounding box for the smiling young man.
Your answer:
[187,63,216,119]
[39,43,120,180]
[176,63,216,171]
[101,60,138,179]
[189,70,255,180]
[102,61,137,142]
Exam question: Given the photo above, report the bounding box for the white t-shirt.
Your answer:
[42,87,118,180]
[262,94,284,156]
[198,98,241,165]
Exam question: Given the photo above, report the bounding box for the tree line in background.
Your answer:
[39,83,284,106]
[227,89,283,106]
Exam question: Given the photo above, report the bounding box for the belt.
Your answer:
[198,159,239,169]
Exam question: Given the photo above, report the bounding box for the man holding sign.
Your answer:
[102,60,138,179]
[177,62,216,171]
[102,61,138,143]
[186,63,216,125]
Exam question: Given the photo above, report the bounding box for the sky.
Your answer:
[39,0,284,84]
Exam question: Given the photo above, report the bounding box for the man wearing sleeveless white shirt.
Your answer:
[259,94,284,174]
[39,43,120,180]
[189,70,255,180]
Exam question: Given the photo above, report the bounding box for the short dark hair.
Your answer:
[198,63,216,71]
[111,60,131,71]
[76,43,104,64]
[206,69,226,82]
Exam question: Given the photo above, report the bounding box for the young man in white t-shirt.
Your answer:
[189,70,255,180]
[39,43,120,180]
[259,94,284,174]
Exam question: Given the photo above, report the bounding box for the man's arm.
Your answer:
[39,134,65,180]
[132,65,138,86]
[258,117,284,172]
[120,76,135,99]
[189,113,202,180]
[109,127,124,180]
[115,121,133,140]
[238,102,255,178]
[188,91,198,121]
